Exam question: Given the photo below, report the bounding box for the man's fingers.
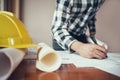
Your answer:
[96,45,107,53]
[92,50,107,59]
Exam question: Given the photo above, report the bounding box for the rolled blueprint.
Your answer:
[0,48,26,80]
[36,43,61,72]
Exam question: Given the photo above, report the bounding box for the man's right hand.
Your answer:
[70,41,107,59]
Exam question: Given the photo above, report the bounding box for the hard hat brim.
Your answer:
[0,44,37,48]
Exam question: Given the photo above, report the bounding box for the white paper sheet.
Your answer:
[0,48,25,80]
[58,51,120,77]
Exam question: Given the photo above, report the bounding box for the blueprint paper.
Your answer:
[0,48,25,80]
[58,51,120,77]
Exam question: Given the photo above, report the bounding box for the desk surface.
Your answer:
[8,59,120,80]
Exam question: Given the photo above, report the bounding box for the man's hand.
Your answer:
[70,41,107,59]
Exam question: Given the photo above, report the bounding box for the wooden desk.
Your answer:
[8,59,120,80]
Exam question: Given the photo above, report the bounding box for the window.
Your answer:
[0,0,4,10]
[0,0,21,18]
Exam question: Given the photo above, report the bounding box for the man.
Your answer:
[51,0,107,59]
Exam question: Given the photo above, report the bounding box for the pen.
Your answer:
[90,36,98,45]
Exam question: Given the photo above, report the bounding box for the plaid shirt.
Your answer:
[51,0,105,50]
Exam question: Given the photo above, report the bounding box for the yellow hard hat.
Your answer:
[0,11,36,48]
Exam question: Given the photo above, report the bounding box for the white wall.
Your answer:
[22,0,120,52]
[22,0,55,46]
